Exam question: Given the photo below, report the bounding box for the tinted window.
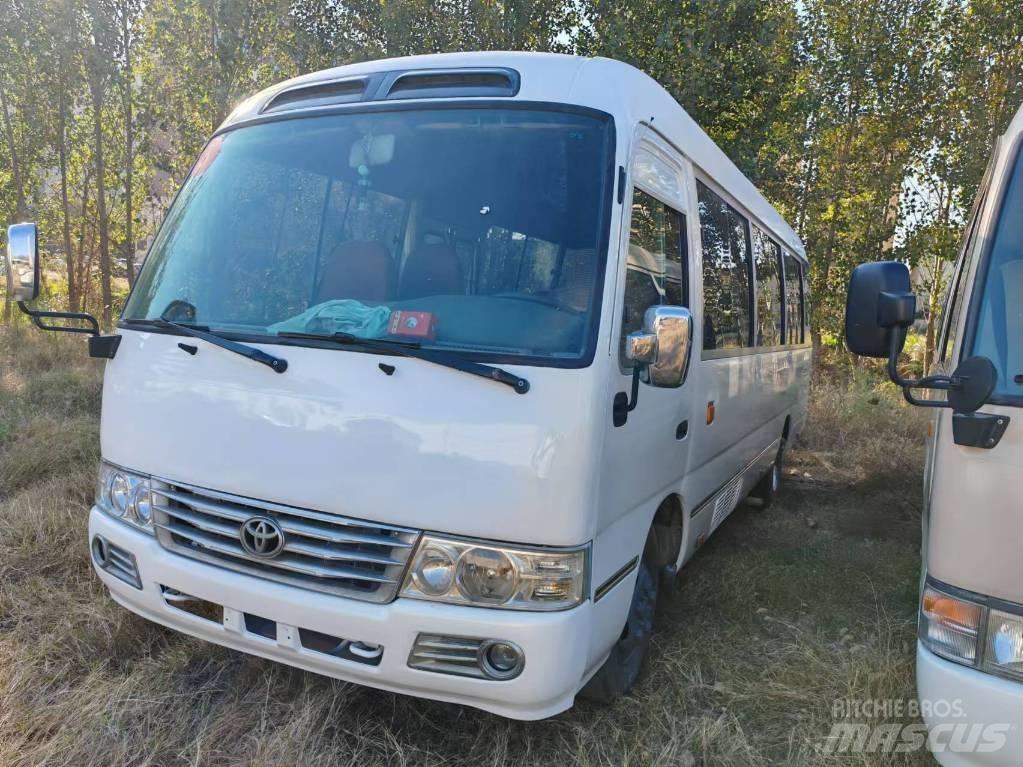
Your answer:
[783,253,803,344]
[751,225,783,346]
[620,188,687,366]
[971,145,1023,399]
[124,108,613,363]
[698,181,752,350]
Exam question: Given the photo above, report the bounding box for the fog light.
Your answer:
[91,535,109,566]
[480,639,524,680]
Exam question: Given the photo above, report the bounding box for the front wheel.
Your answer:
[579,558,658,703]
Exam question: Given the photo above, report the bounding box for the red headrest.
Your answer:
[314,241,394,304]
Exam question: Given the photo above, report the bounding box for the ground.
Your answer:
[0,329,933,766]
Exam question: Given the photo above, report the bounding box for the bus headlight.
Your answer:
[401,535,588,611]
[983,610,1023,680]
[97,462,154,533]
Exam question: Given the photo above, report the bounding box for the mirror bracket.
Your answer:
[952,412,1010,449]
[613,366,641,428]
[17,301,121,359]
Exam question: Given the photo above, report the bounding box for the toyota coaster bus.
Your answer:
[845,103,1023,764]
[6,52,811,719]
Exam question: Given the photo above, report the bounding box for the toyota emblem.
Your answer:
[239,516,286,558]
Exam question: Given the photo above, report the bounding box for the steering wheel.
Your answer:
[493,292,582,314]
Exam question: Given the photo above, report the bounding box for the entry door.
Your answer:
[599,130,696,523]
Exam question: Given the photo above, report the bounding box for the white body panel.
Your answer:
[918,644,1023,767]
[916,103,1023,762]
[92,52,810,718]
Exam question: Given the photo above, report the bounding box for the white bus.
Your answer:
[846,102,1023,765]
[6,52,811,719]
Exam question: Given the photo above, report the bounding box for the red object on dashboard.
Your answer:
[388,310,436,340]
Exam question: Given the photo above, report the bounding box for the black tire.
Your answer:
[579,558,658,703]
[749,441,785,510]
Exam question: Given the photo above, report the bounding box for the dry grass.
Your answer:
[0,329,933,766]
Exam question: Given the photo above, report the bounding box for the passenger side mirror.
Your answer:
[844,260,1001,431]
[625,305,693,388]
[844,260,915,359]
[6,222,40,302]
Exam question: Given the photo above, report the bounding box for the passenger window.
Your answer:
[620,188,687,366]
[751,225,783,346]
[802,268,811,343]
[698,180,752,350]
[783,252,803,344]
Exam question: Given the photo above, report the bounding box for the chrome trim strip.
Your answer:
[594,556,639,602]
[690,438,781,517]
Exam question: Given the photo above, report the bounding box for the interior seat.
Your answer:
[399,243,464,300]
[313,240,394,304]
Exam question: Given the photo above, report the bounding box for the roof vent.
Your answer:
[384,68,520,100]
[263,77,368,113]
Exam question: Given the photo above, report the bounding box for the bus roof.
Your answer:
[223,52,806,261]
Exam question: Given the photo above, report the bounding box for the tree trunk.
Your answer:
[90,76,113,327]
[58,88,78,312]
[122,6,136,287]
[0,80,27,322]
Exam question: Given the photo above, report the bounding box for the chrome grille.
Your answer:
[408,634,487,678]
[151,479,420,602]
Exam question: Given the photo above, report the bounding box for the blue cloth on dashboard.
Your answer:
[268,300,391,338]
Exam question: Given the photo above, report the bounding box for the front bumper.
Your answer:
[89,508,593,720]
[917,642,1023,766]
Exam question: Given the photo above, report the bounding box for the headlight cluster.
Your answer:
[400,535,588,611]
[97,462,154,532]
[920,581,1023,682]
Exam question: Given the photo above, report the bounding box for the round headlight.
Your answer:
[412,545,457,596]
[456,548,518,603]
[130,482,152,523]
[109,473,132,516]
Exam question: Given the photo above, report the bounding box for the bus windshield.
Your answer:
[972,144,1023,400]
[123,107,613,364]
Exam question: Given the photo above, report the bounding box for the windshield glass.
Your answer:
[123,107,613,364]
[971,144,1023,400]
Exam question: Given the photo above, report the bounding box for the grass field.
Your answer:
[0,329,933,766]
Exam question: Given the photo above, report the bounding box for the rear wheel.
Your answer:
[749,440,785,510]
[579,558,658,703]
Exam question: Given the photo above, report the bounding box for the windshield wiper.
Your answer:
[125,315,288,374]
[277,331,530,394]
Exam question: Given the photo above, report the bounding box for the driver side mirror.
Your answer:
[844,260,916,358]
[6,222,40,302]
[625,305,693,388]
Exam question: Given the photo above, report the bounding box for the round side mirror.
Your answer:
[948,356,998,414]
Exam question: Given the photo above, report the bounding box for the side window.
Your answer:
[620,188,688,366]
[751,225,783,346]
[783,252,803,344]
[801,266,811,343]
[939,195,985,362]
[698,180,752,351]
